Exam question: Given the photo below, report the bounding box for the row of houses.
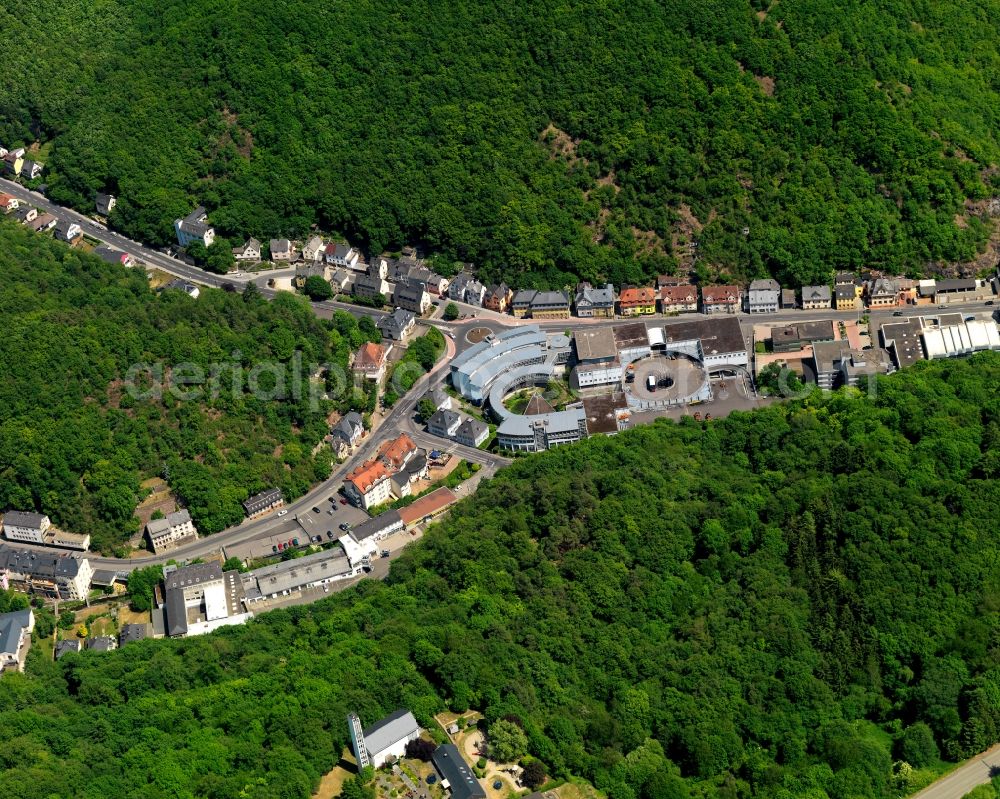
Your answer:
[0,545,93,601]
[1,145,43,181]
[52,622,152,660]
[1,192,142,269]
[443,272,995,320]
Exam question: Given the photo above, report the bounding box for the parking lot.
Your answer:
[295,496,371,544]
[223,497,372,563]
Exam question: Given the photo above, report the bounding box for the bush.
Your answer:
[899,722,939,768]
[521,760,547,789]
[405,738,438,762]
[304,275,333,301]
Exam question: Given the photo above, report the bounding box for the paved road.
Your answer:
[3,176,996,571]
[5,319,503,572]
[911,744,1000,799]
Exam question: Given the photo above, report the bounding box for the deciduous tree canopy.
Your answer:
[3,353,1000,798]
[0,221,378,552]
[2,0,998,287]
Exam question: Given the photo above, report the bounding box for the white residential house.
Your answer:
[2,511,51,544]
[303,236,325,262]
[377,308,415,341]
[20,160,43,180]
[145,510,198,554]
[95,193,116,216]
[324,242,361,270]
[0,608,34,673]
[394,280,431,314]
[174,206,215,248]
[455,418,489,448]
[427,409,462,438]
[269,239,293,261]
[343,461,394,510]
[747,279,781,314]
[54,220,82,244]
[233,237,262,261]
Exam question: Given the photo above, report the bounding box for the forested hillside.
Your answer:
[1,0,999,287]
[4,354,1000,798]
[0,221,378,552]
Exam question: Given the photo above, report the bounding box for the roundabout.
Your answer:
[464,326,493,345]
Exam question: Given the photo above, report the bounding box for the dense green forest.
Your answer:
[2,0,999,288]
[4,354,1000,798]
[0,221,380,552]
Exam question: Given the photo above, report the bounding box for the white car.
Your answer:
[277,509,288,517]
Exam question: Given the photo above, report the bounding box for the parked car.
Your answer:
[272,545,278,554]
[328,496,337,503]
[327,509,334,515]
[292,538,299,546]
[339,498,348,505]
[277,509,288,516]
[381,549,390,557]
[312,506,321,514]
[277,542,284,551]
[986,300,995,306]
[892,311,904,316]
[339,523,349,531]
[327,531,336,540]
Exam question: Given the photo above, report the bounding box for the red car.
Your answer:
[339,498,348,505]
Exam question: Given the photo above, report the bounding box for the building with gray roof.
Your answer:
[433,744,486,799]
[378,308,415,341]
[394,280,430,314]
[747,279,781,314]
[351,510,404,542]
[880,317,926,369]
[174,206,215,248]
[118,623,150,647]
[0,545,92,600]
[574,283,615,317]
[86,635,117,652]
[427,408,462,438]
[661,317,749,370]
[331,412,364,452]
[243,488,284,518]
[162,562,250,637]
[54,639,80,660]
[455,418,489,448]
[0,608,33,672]
[450,326,550,402]
[356,709,422,767]
[2,510,50,544]
[243,548,353,602]
[146,509,197,553]
[801,285,832,309]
